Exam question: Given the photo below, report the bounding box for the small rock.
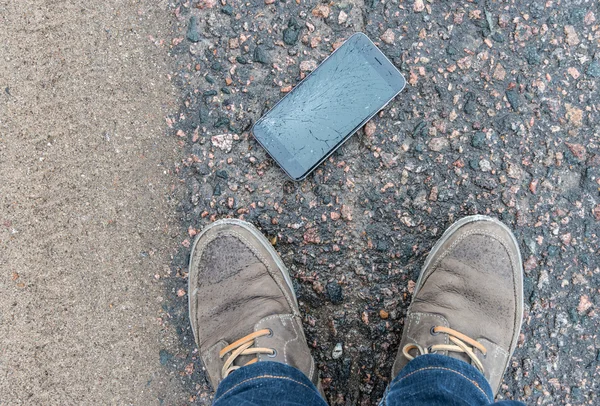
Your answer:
[593,205,600,221]
[429,186,438,201]
[584,10,596,25]
[505,90,520,111]
[220,4,233,15]
[507,163,523,180]
[300,60,317,72]
[301,226,321,244]
[283,19,301,46]
[332,343,343,359]
[196,0,216,8]
[525,47,541,65]
[338,11,348,25]
[211,134,234,152]
[379,309,389,319]
[471,132,486,149]
[577,295,592,313]
[380,29,395,45]
[428,137,449,152]
[361,311,369,325]
[364,121,376,137]
[491,32,505,42]
[186,16,201,43]
[159,349,172,365]
[327,281,344,304]
[479,159,492,172]
[312,281,324,294]
[565,143,586,160]
[567,67,580,79]
[524,256,537,271]
[565,103,583,127]
[253,47,270,64]
[265,0,275,4]
[564,25,580,46]
[587,61,600,78]
[340,204,353,221]
[413,0,425,12]
[228,38,239,49]
[457,56,472,70]
[537,270,549,289]
[493,63,506,81]
[312,5,330,18]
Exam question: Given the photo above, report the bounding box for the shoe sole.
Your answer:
[414,215,524,387]
[188,218,298,329]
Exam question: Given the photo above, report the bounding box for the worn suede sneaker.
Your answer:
[392,215,524,395]
[188,219,320,392]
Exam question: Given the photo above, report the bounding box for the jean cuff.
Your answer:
[387,354,495,404]
[214,361,325,406]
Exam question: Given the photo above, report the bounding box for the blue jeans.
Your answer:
[213,354,525,406]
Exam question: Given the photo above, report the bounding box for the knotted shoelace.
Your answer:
[219,329,275,378]
[402,326,488,373]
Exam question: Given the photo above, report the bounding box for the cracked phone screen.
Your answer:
[253,33,405,179]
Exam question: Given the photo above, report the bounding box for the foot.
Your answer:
[392,215,523,394]
[188,219,319,391]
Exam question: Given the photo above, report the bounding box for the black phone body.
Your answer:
[251,32,406,181]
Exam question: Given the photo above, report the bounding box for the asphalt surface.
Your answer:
[165,0,600,405]
[3,0,598,405]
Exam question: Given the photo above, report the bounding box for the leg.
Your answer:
[188,219,326,405]
[213,361,326,406]
[386,215,525,406]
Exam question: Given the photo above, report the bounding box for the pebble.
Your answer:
[253,47,270,65]
[186,16,201,43]
[340,204,353,221]
[211,134,234,152]
[380,29,395,45]
[564,25,580,46]
[587,61,600,78]
[159,349,172,365]
[338,11,348,25]
[479,159,492,172]
[565,103,583,127]
[327,281,344,304]
[413,0,425,13]
[471,132,486,149]
[312,5,330,19]
[364,121,376,137]
[493,63,506,81]
[220,4,233,15]
[332,343,343,359]
[379,309,389,319]
[428,137,449,152]
[283,18,301,46]
[593,205,600,221]
[505,90,520,111]
[300,60,317,72]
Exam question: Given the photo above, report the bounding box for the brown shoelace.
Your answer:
[402,326,488,373]
[219,329,275,378]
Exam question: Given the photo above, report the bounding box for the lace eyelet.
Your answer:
[430,326,439,336]
[267,349,277,358]
[266,328,273,337]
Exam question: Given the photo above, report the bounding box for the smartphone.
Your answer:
[251,32,406,181]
